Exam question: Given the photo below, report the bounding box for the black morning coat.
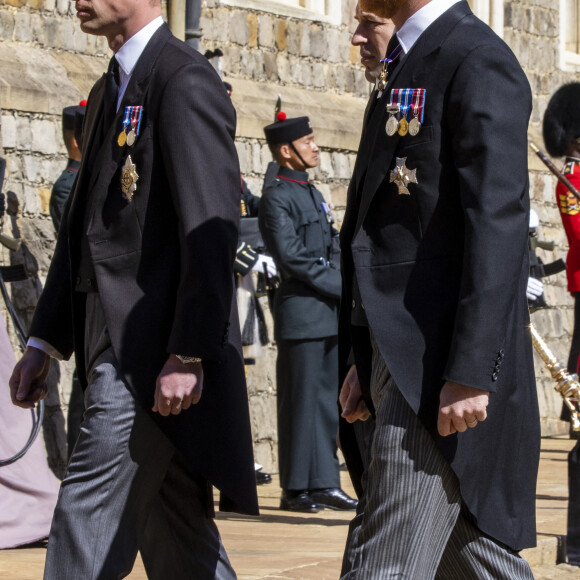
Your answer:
[338,1,540,551]
[29,24,259,516]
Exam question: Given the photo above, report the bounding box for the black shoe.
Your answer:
[256,470,272,485]
[280,490,321,513]
[309,488,358,511]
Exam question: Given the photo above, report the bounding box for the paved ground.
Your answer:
[1,436,579,579]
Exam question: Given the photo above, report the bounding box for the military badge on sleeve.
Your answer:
[121,155,139,201]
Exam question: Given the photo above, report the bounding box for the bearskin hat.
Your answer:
[543,83,580,158]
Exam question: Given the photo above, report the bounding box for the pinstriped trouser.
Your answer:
[340,335,533,579]
[43,294,235,580]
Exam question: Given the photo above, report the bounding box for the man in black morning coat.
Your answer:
[338,0,540,577]
[8,0,257,578]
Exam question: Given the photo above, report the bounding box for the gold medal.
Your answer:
[398,117,409,136]
[409,115,421,136]
[121,155,139,201]
[385,106,400,137]
[126,129,136,147]
[117,131,127,147]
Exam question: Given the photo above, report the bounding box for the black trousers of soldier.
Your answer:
[276,336,341,492]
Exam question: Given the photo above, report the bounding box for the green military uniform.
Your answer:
[49,159,80,233]
[259,165,341,492]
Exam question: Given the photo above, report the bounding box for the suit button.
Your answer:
[499,349,505,357]
[492,372,498,381]
[352,299,356,309]
[494,364,501,372]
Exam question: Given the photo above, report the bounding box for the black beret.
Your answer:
[62,106,77,131]
[543,83,580,157]
[264,114,312,145]
[74,107,86,148]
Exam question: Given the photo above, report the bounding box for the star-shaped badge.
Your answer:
[121,155,139,201]
[389,157,418,196]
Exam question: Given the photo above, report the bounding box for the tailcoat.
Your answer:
[339,1,540,550]
[29,24,258,516]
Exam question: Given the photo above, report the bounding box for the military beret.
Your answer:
[543,83,580,158]
[74,100,87,148]
[62,100,87,132]
[264,113,313,145]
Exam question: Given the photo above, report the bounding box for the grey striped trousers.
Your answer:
[341,337,533,579]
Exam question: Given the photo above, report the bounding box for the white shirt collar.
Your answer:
[114,16,164,78]
[396,0,462,54]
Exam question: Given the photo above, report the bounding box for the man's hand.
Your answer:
[153,354,203,416]
[340,365,371,423]
[9,346,51,409]
[437,381,489,437]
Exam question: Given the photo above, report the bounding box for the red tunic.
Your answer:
[557,158,580,293]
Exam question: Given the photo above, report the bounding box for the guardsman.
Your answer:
[543,81,580,567]
[49,101,86,233]
[259,113,357,513]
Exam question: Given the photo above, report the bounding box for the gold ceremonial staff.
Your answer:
[529,142,580,202]
[529,324,580,431]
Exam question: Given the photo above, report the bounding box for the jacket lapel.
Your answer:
[352,1,472,237]
[85,24,173,202]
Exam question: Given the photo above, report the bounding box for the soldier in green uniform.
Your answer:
[259,113,357,513]
[50,102,85,233]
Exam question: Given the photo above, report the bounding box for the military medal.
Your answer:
[117,131,127,147]
[398,117,409,136]
[408,89,425,136]
[377,61,388,93]
[126,129,136,147]
[119,106,143,148]
[121,155,139,201]
[408,113,421,136]
[386,106,400,136]
[389,157,418,196]
[377,43,403,93]
[117,106,132,148]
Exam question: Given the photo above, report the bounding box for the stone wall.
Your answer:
[0,0,579,475]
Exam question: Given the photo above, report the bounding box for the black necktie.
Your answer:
[103,56,120,129]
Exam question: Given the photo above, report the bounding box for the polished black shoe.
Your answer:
[280,490,321,513]
[309,488,358,511]
[256,470,272,485]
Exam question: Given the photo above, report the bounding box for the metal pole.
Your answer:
[185,0,203,52]
[168,0,186,42]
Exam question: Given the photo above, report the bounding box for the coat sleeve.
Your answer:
[259,189,341,299]
[441,43,532,392]
[158,60,240,362]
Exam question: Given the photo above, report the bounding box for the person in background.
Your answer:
[49,101,86,233]
[259,113,357,513]
[338,0,539,577]
[543,81,580,567]
[8,0,258,577]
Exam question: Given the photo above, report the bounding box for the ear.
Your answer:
[279,144,293,161]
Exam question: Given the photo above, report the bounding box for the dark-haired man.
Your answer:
[259,114,357,513]
[338,0,540,577]
[9,0,257,577]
